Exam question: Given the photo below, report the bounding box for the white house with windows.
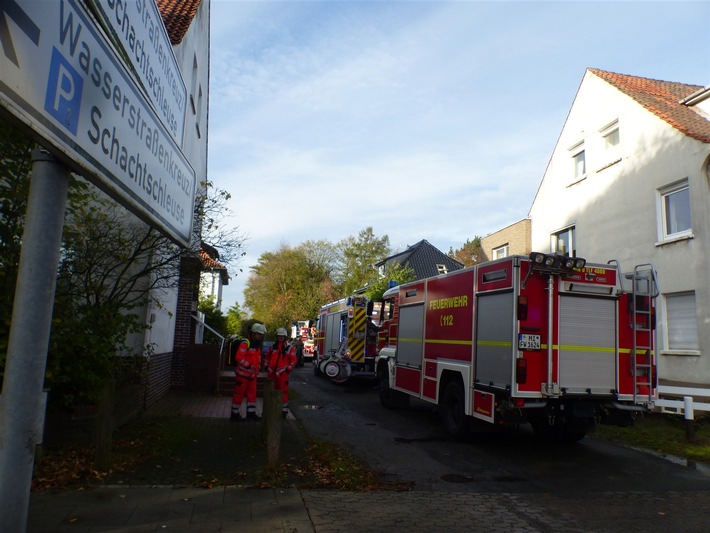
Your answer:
[529,68,710,387]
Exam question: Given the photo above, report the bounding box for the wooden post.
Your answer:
[263,379,282,469]
[684,396,696,443]
[94,379,116,471]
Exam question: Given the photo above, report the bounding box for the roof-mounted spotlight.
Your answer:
[530,252,546,265]
[528,252,586,275]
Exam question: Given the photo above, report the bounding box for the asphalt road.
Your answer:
[289,366,710,495]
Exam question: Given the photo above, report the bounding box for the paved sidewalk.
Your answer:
[25,390,710,532]
[29,485,314,532]
[28,484,710,532]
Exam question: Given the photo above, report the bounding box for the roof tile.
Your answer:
[155,0,203,45]
[589,68,710,143]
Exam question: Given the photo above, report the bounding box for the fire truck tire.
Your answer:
[378,370,409,408]
[441,381,469,438]
[313,358,323,377]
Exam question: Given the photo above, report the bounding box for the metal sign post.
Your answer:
[0,148,70,533]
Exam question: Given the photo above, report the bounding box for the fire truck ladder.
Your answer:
[628,264,659,404]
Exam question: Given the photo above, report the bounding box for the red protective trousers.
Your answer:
[266,341,297,412]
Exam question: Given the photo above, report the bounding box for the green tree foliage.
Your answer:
[0,124,33,368]
[449,236,483,267]
[243,244,339,330]
[48,190,184,408]
[336,227,391,295]
[198,295,227,344]
[225,303,246,336]
[363,262,415,302]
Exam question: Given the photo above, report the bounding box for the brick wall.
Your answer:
[145,351,173,407]
[481,218,532,261]
[172,255,202,388]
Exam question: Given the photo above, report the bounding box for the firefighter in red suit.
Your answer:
[266,328,297,418]
[231,322,267,421]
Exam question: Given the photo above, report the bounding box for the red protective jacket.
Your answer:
[235,340,261,379]
[266,341,297,377]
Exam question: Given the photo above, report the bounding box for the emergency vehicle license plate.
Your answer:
[518,334,541,350]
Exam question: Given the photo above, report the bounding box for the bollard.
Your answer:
[262,379,282,469]
[683,396,695,443]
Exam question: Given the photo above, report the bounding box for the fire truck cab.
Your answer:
[376,253,658,440]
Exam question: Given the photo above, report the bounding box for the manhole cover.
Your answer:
[441,473,475,483]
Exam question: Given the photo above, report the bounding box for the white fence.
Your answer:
[655,385,710,418]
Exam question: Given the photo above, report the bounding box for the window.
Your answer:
[572,148,586,181]
[604,127,619,150]
[492,244,509,259]
[436,264,448,275]
[551,226,575,256]
[665,292,699,352]
[658,180,691,240]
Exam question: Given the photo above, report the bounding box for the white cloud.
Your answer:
[209,0,710,311]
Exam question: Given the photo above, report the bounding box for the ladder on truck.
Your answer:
[628,264,659,404]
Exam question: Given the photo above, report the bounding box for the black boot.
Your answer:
[231,412,243,422]
[246,412,261,421]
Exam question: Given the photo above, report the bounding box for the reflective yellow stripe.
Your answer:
[349,307,366,362]
[427,339,473,346]
[476,340,512,348]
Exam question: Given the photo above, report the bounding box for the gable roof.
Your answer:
[200,242,229,285]
[376,240,464,280]
[156,0,203,45]
[589,68,710,143]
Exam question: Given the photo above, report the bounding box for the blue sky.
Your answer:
[208,0,710,311]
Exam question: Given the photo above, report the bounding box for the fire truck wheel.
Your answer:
[441,381,469,439]
[378,369,409,408]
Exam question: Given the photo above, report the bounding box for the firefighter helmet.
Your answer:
[275,327,288,337]
[251,323,267,334]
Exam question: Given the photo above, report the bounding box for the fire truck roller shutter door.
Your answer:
[396,304,424,369]
[558,296,616,394]
[475,291,515,389]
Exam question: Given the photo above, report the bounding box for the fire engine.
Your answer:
[314,295,380,383]
[376,252,658,441]
[291,320,316,362]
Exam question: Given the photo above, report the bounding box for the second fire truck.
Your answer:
[376,252,658,441]
[314,295,381,383]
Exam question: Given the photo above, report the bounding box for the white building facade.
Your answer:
[530,69,710,387]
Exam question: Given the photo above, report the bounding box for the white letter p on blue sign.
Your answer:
[45,47,83,135]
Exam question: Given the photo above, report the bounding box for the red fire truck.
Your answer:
[291,320,316,362]
[376,252,658,440]
[314,295,380,383]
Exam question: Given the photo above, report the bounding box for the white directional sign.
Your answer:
[87,0,187,145]
[0,0,195,246]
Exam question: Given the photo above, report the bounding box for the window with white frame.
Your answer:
[664,291,699,351]
[551,226,575,256]
[571,144,586,181]
[601,121,620,161]
[436,264,448,275]
[492,244,509,259]
[604,127,619,150]
[658,180,691,240]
